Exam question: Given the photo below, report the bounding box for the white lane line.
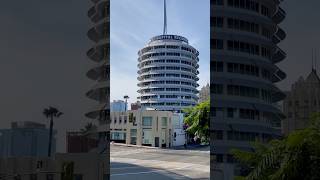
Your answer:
[110,165,193,176]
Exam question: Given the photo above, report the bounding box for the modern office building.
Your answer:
[110,100,127,112]
[110,110,185,148]
[210,0,287,175]
[0,121,56,158]
[282,69,320,135]
[137,1,200,112]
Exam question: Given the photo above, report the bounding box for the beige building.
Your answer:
[110,110,179,148]
[282,69,320,135]
[0,153,108,180]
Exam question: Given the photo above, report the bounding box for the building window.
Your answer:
[142,117,152,126]
[211,17,224,27]
[227,108,234,118]
[211,39,224,50]
[124,116,127,123]
[211,61,224,72]
[216,154,224,163]
[161,117,167,126]
[114,116,117,124]
[213,130,223,140]
[211,84,224,94]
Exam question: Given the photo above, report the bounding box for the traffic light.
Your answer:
[61,161,74,180]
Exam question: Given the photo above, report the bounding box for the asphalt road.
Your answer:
[110,144,210,180]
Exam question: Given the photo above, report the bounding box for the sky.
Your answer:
[277,0,320,91]
[110,0,210,106]
[0,0,319,152]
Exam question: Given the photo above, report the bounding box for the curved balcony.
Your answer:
[272,68,287,83]
[85,103,110,119]
[87,64,109,81]
[272,47,286,63]
[271,87,286,102]
[86,81,109,101]
[88,1,109,23]
[87,44,109,62]
[87,22,109,43]
[272,7,286,24]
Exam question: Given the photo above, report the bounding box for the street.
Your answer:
[110,144,210,180]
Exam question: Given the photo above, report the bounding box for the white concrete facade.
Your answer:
[137,35,200,112]
[109,110,186,148]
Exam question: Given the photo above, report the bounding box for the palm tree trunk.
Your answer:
[48,115,53,157]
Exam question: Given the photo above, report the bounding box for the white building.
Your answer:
[110,110,185,148]
[211,0,287,177]
[137,35,200,112]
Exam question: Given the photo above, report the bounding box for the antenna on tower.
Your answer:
[163,0,167,35]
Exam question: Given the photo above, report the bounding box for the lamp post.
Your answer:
[123,95,129,111]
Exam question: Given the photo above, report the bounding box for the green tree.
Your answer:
[183,100,210,143]
[43,106,63,157]
[232,113,320,180]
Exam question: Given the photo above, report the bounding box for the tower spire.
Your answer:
[163,0,167,35]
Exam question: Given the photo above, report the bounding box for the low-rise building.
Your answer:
[110,110,185,148]
[0,121,56,158]
[0,153,108,180]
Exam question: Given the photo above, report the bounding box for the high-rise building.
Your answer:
[110,100,127,112]
[282,69,320,135]
[85,0,110,177]
[0,121,56,157]
[137,1,200,112]
[86,0,110,124]
[210,0,287,172]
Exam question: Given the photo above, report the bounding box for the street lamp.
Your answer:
[123,95,129,111]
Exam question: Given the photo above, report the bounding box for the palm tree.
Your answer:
[232,113,320,180]
[80,122,97,137]
[43,106,63,157]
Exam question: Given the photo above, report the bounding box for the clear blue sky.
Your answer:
[110,0,210,106]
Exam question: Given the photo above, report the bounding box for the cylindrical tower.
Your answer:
[137,35,200,112]
[210,0,286,167]
[86,0,110,124]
